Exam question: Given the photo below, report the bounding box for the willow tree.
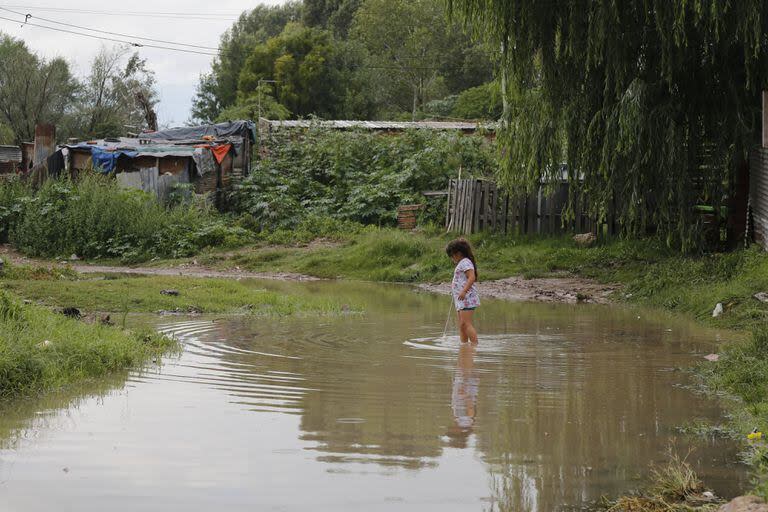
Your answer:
[450,0,768,249]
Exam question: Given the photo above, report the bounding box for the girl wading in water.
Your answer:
[446,239,480,344]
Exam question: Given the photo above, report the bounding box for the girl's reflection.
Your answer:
[447,343,479,448]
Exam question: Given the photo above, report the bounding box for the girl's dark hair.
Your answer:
[445,238,478,280]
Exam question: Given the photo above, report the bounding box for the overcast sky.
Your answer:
[0,1,287,126]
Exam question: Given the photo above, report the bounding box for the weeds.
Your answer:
[0,291,176,400]
[5,175,252,262]
[602,452,718,512]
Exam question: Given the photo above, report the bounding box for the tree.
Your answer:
[303,0,362,37]
[191,2,302,122]
[450,0,768,250]
[216,84,290,122]
[0,34,78,144]
[352,0,449,120]
[70,46,157,138]
[351,0,493,120]
[237,23,363,119]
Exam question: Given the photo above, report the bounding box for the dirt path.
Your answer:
[418,276,617,305]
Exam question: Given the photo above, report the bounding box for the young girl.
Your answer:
[446,238,479,344]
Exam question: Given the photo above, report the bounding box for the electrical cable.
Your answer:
[0,7,220,50]
[1,5,238,20]
[0,13,220,55]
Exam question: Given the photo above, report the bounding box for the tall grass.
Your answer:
[6,175,252,262]
[0,292,175,400]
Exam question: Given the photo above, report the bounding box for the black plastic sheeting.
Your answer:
[141,120,256,142]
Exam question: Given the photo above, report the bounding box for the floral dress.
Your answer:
[452,258,480,311]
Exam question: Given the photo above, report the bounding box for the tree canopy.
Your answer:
[450,0,768,249]
[191,0,495,123]
[0,35,78,144]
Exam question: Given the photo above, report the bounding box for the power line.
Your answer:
[0,6,220,50]
[2,5,239,20]
[0,14,220,56]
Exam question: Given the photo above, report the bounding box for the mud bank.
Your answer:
[418,275,618,304]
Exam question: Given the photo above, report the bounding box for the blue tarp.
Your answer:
[90,147,138,173]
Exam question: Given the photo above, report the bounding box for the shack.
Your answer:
[0,145,22,175]
[51,120,255,207]
[141,120,256,184]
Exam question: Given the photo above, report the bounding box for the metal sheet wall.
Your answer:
[751,147,768,249]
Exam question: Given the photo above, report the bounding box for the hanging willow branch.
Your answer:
[449,0,768,250]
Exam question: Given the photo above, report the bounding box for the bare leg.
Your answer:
[456,310,469,343]
[458,310,478,344]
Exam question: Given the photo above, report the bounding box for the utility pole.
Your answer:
[257,79,278,121]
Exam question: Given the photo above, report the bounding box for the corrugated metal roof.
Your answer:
[264,120,496,131]
[0,145,22,163]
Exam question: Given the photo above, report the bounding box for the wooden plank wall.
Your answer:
[445,178,603,236]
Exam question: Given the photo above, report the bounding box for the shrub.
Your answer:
[452,82,503,120]
[233,126,494,230]
[6,175,252,262]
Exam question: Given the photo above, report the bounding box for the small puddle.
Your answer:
[0,280,748,511]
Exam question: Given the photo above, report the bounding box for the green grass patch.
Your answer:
[0,292,176,400]
[1,272,352,316]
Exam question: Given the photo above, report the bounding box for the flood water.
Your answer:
[0,280,748,511]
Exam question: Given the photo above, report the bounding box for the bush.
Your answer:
[6,175,252,262]
[233,126,494,230]
[452,82,502,120]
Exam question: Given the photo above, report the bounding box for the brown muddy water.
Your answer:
[0,280,749,511]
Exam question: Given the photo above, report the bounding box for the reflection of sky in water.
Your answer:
[0,280,750,511]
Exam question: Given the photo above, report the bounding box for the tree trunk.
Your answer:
[500,38,509,126]
[412,84,418,121]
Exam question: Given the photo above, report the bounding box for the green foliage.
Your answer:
[233,127,494,228]
[0,34,79,143]
[452,82,502,120]
[351,0,493,119]
[0,178,27,243]
[303,0,361,37]
[216,84,291,122]
[0,291,175,400]
[450,0,768,251]
[423,95,458,118]
[257,215,370,245]
[193,0,494,122]
[68,48,157,138]
[191,2,303,122]
[6,175,251,262]
[238,23,365,118]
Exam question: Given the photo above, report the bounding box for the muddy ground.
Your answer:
[418,275,617,304]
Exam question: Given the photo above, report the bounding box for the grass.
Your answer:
[195,227,768,331]
[0,272,353,316]
[599,452,718,511]
[0,291,176,400]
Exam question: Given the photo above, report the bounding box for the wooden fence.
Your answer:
[445,178,613,235]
